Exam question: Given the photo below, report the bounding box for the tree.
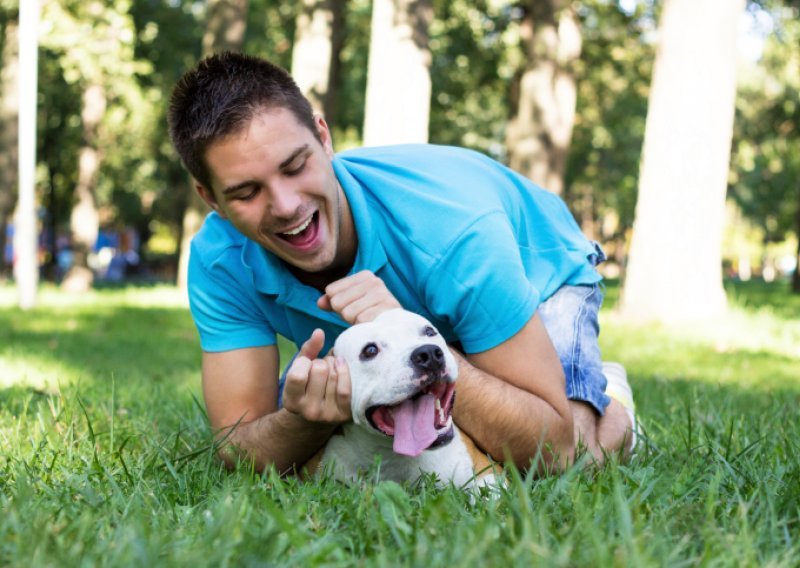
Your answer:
[621,0,746,322]
[363,0,433,146]
[729,3,800,292]
[39,0,149,291]
[176,0,248,290]
[291,0,346,117]
[14,0,38,308]
[564,0,654,263]
[428,0,514,158]
[0,5,19,278]
[505,0,581,195]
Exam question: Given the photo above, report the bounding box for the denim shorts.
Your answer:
[536,245,610,415]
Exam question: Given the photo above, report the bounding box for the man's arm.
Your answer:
[451,312,575,472]
[202,333,351,474]
[319,271,574,472]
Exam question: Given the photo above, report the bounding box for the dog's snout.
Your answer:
[410,344,445,373]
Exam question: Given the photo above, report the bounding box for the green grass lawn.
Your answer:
[1,280,799,566]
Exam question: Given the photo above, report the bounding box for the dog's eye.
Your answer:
[360,343,380,360]
[423,326,437,337]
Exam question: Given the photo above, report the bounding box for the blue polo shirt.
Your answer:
[188,144,601,356]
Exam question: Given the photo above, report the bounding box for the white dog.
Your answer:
[310,309,498,489]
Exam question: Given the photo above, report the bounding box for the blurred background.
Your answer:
[1,0,798,318]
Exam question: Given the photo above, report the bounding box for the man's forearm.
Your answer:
[215,408,338,474]
[451,352,574,471]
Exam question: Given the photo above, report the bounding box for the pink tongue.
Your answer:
[392,394,438,457]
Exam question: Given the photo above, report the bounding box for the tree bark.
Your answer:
[291,0,346,118]
[505,0,581,196]
[62,83,105,292]
[176,0,248,290]
[363,0,433,146]
[0,16,19,278]
[794,180,800,293]
[14,1,39,308]
[620,0,745,322]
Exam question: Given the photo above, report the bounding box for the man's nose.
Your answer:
[268,183,304,219]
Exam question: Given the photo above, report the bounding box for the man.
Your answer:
[168,52,636,475]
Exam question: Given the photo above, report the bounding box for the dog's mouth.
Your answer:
[366,379,456,457]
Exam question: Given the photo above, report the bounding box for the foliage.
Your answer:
[1,281,799,564]
[2,0,797,278]
[428,0,516,159]
[565,0,655,237]
[730,3,800,243]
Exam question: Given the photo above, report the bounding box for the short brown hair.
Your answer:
[168,52,320,189]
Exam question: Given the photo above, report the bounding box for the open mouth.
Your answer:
[366,380,456,457]
[276,211,319,248]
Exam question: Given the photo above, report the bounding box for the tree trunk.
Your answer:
[176,0,248,290]
[325,0,346,122]
[363,0,432,146]
[202,0,248,54]
[620,0,745,323]
[14,1,39,308]
[291,0,346,117]
[1,16,19,278]
[62,83,106,293]
[505,0,581,196]
[794,180,800,293]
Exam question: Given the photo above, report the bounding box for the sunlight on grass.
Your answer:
[598,279,800,393]
[1,283,199,394]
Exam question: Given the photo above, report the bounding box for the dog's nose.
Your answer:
[410,344,445,373]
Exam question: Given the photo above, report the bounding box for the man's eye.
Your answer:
[285,161,306,177]
[360,343,380,361]
[234,187,258,201]
[423,326,437,337]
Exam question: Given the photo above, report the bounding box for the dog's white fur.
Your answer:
[318,309,497,489]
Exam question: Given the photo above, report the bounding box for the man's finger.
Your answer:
[299,328,325,359]
[335,357,352,408]
[323,356,338,405]
[304,358,330,404]
[323,270,373,297]
[317,294,332,311]
[282,356,312,412]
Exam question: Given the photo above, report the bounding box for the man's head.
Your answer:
[168,52,319,190]
[168,53,356,281]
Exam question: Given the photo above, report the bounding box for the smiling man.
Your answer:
[168,52,636,475]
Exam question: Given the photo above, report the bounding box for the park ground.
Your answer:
[1,279,799,566]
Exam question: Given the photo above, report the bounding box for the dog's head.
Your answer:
[333,309,458,457]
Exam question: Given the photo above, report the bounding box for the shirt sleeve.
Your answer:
[423,211,539,354]
[187,245,277,352]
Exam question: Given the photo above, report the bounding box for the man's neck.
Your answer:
[288,263,352,292]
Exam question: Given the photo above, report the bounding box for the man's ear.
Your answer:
[195,184,226,219]
[314,114,335,158]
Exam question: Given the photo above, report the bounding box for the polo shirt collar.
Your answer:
[333,155,388,275]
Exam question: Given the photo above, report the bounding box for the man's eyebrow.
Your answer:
[279,144,310,169]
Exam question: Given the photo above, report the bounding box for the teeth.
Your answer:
[435,398,445,423]
[282,215,312,236]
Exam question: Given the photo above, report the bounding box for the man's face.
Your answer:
[197,108,355,278]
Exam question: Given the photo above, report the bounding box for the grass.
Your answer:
[1,279,799,566]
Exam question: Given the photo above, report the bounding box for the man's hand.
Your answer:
[317,270,401,324]
[282,329,352,424]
